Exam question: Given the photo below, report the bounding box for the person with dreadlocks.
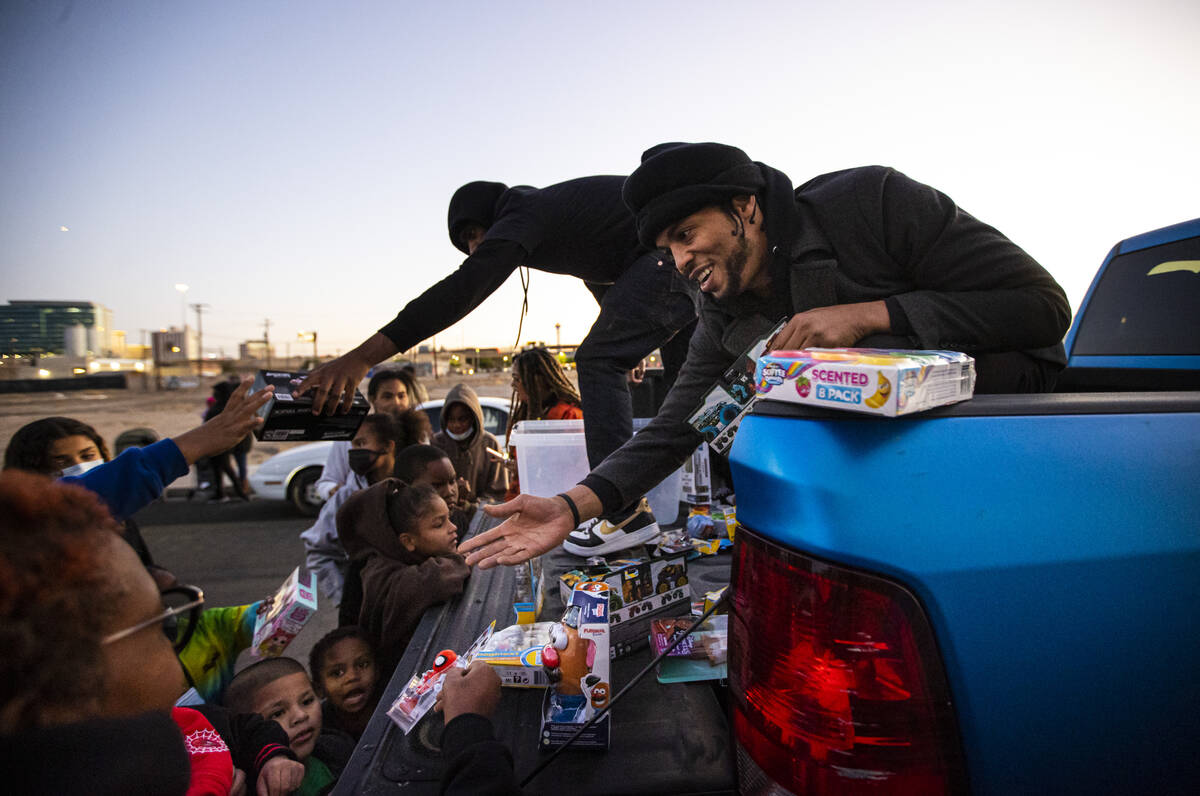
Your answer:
[503,346,583,501]
[298,174,699,556]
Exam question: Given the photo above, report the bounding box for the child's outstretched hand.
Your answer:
[256,756,305,796]
[437,661,502,723]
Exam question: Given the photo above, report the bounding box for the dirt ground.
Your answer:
[0,372,517,469]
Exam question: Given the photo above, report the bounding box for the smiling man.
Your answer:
[460,141,1072,569]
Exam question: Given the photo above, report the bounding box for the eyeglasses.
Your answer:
[102,584,205,652]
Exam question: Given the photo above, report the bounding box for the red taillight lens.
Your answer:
[730,527,966,795]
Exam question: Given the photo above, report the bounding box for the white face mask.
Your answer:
[60,459,105,478]
[445,426,473,442]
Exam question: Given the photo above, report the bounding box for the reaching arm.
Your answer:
[460,486,603,570]
[67,376,271,520]
[296,239,525,415]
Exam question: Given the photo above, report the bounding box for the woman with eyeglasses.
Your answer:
[0,470,305,795]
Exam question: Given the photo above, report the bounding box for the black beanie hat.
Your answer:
[447,181,508,254]
[622,142,766,248]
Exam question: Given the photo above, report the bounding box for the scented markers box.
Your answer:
[754,348,975,417]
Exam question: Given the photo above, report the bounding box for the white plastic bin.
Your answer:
[508,419,683,525]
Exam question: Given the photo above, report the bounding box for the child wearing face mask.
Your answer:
[3,416,166,578]
[301,414,401,607]
[225,657,355,796]
[432,383,508,504]
[337,479,470,673]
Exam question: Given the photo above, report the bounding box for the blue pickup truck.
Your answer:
[729,218,1200,795]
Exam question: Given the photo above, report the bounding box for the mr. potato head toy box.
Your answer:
[539,582,611,750]
[754,348,975,417]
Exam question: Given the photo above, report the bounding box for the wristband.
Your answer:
[556,492,581,528]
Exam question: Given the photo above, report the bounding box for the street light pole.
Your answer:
[190,303,209,377]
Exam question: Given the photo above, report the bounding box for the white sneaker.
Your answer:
[562,498,661,557]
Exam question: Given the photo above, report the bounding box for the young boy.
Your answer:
[337,479,471,673]
[432,383,508,503]
[225,657,355,796]
[309,627,381,741]
[395,443,475,540]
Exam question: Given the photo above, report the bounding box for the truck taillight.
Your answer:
[730,527,967,795]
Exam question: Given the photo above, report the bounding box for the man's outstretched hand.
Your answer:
[294,332,398,415]
[459,494,578,569]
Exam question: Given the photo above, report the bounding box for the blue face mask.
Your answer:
[444,426,473,442]
[60,459,104,478]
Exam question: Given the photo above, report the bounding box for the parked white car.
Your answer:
[249,396,511,515]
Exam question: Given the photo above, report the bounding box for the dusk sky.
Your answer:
[2,0,1197,357]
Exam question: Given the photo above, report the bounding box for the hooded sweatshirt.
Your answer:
[336,479,471,672]
[432,383,508,502]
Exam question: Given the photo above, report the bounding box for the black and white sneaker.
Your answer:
[562,498,661,557]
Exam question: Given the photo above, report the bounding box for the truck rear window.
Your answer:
[1071,235,1200,356]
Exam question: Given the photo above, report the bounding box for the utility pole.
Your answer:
[555,323,561,351]
[262,318,272,368]
[190,303,209,378]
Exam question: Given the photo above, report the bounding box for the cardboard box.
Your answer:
[251,568,318,658]
[251,369,369,442]
[755,348,975,417]
[686,320,786,453]
[650,615,729,684]
[680,443,711,504]
[476,622,555,688]
[540,584,611,750]
[559,552,689,658]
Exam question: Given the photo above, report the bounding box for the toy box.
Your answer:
[251,369,369,442]
[754,348,976,417]
[386,622,494,733]
[650,614,729,684]
[512,557,544,625]
[476,622,555,688]
[559,552,689,658]
[251,568,318,658]
[540,584,611,750]
[686,320,786,453]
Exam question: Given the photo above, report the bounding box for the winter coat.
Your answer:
[432,383,508,502]
[337,479,471,672]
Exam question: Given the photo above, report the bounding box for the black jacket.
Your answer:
[583,165,1072,514]
[379,176,643,350]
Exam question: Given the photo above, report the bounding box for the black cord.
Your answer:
[519,591,730,787]
[511,265,530,355]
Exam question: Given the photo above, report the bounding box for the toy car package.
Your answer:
[540,583,611,749]
[251,369,369,441]
[754,348,975,417]
[559,552,689,658]
[250,567,318,658]
[686,319,787,452]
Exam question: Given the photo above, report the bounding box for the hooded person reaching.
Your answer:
[297,175,699,556]
[460,142,1072,570]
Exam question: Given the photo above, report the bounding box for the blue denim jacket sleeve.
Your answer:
[62,438,189,521]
